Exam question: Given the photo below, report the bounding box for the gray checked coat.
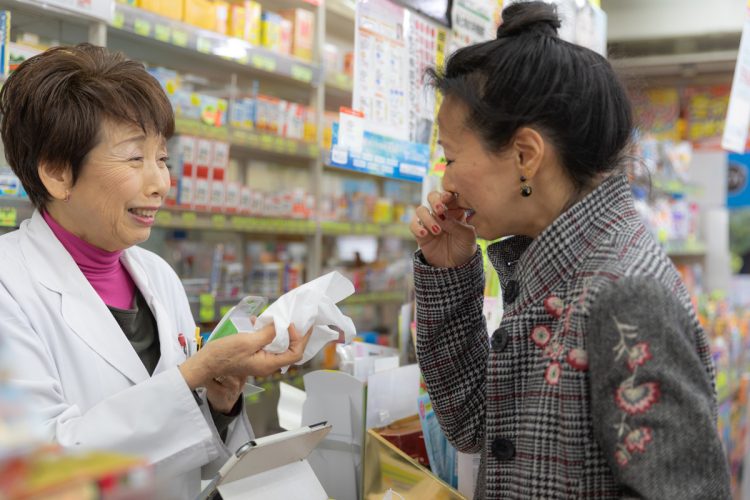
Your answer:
[414,174,731,499]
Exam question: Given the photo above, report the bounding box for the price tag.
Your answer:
[112,11,125,29]
[219,305,232,317]
[133,18,151,37]
[274,136,286,152]
[290,65,313,83]
[211,214,227,228]
[154,24,170,43]
[251,54,277,72]
[155,211,172,225]
[199,293,215,323]
[0,207,17,227]
[172,29,189,47]
[196,37,212,54]
[182,212,197,226]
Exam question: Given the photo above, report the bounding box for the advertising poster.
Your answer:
[686,85,731,150]
[631,88,681,141]
[723,2,750,153]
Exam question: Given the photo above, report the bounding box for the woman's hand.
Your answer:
[178,322,313,390]
[410,191,477,268]
[206,375,245,414]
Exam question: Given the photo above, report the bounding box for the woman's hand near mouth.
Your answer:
[410,191,478,268]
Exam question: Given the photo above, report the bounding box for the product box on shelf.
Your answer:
[182,0,217,32]
[139,0,183,22]
[225,181,241,213]
[174,91,228,128]
[283,102,305,140]
[279,18,292,56]
[170,135,198,208]
[0,11,10,79]
[214,0,230,35]
[280,8,314,62]
[230,98,256,130]
[193,139,213,211]
[209,141,230,212]
[255,95,282,134]
[240,185,252,214]
[245,1,262,46]
[261,11,282,53]
[227,3,247,39]
[179,163,194,208]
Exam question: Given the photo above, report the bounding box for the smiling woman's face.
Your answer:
[46,120,170,251]
[438,96,523,241]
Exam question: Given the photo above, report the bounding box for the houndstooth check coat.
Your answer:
[414,174,731,499]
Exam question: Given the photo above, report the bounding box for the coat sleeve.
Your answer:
[586,276,731,499]
[413,249,489,453]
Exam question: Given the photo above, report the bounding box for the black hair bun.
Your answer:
[496,1,561,39]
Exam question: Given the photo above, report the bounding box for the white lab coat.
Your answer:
[0,211,254,499]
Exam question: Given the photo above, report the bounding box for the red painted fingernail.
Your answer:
[432,225,440,233]
[420,229,427,237]
[438,213,446,221]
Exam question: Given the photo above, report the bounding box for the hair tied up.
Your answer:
[496,1,561,40]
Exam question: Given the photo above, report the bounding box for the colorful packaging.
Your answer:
[240,186,252,214]
[245,1,262,46]
[182,0,217,31]
[255,95,282,134]
[261,11,282,52]
[228,3,247,39]
[280,8,315,62]
[230,98,256,130]
[214,1,230,35]
[279,18,292,55]
[225,182,241,213]
[139,0,183,21]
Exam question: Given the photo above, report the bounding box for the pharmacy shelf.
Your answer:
[111,4,321,85]
[665,242,707,259]
[156,209,316,236]
[341,290,406,306]
[175,119,320,160]
[321,220,412,239]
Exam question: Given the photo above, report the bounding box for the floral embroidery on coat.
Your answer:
[611,316,658,467]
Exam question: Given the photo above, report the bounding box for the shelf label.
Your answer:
[133,18,151,37]
[291,65,313,83]
[211,214,227,228]
[155,211,172,225]
[250,54,277,72]
[112,11,125,29]
[196,37,212,54]
[182,212,197,226]
[0,207,17,227]
[172,29,189,47]
[199,293,215,323]
[154,24,171,43]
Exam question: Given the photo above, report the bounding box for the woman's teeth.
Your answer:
[465,209,476,218]
[129,208,156,217]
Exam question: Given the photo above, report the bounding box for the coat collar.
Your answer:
[487,174,640,311]
[21,210,152,384]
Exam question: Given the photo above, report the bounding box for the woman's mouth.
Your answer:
[465,208,476,222]
[128,207,158,226]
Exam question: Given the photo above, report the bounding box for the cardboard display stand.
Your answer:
[197,422,332,500]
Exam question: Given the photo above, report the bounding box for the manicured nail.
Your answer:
[432,225,441,234]
[419,229,427,237]
[438,213,446,221]
[436,203,447,212]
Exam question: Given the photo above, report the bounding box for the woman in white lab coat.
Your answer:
[0,44,310,499]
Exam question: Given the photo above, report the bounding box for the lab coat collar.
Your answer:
[21,210,151,384]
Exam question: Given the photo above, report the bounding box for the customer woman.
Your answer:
[411,2,730,498]
[0,44,310,499]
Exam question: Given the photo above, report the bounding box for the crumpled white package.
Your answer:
[255,271,357,371]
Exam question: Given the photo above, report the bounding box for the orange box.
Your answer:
[280,8,315,61]
[227,3,246,38]
[183,0,217,32]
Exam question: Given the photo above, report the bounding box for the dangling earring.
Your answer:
[64,190,70,202]
[520,176,532,197]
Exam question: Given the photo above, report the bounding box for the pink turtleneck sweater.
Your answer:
[43,211,136,309]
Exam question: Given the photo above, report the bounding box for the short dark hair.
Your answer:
[0,43,175,209]
[428,1,633,191]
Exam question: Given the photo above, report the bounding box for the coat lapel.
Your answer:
[21,211,150,384]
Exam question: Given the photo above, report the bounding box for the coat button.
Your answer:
[491,437,515,461]
[491,328,509,352]
[504,280,520,304]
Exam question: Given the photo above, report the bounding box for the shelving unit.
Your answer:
[0,0,417,341]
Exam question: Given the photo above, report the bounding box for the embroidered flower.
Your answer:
[545,362,561,385]
[530,325,552,348]
[626,342,653,372]
[544,342,564,359]
[615,448,630,467]
[624,427,653,453]
[615,381,661,415]
[566,348,589,371]
[544,295,564,318]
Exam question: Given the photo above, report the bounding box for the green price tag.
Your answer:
[334,73,350,88]
[251,54,277,72]
[133,18,151,37]
[155,211,173,225]
[198,293,215,323]
[0,207,17,227]
[112,11,125,29]
[172,29,189,47]
[211,214,227,228]
[274,136,286,152]
[196,37,212,54]
[219,305,232,317]
[154,24,170,43]
[290,65,313,83]
[248,134,260,148]
[182,212,197,226]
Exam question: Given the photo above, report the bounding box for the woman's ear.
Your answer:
[38,161,73,202]
[512,127,545,179]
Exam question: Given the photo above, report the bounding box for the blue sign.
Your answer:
[728,153,750,208]
[329,123,429,183]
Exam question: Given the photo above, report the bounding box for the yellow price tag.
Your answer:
[198,293,215,323]
[154,24,170,43]
[211,214,227,228]
[182,212,197,226]
[251,54,277,72]
[196,37,212,54]
[155,211,173,225]
[133,18,151,37]
[0,207,17,227]
[172,30,189,47]
[290,65,313,83]
[112,11,125,29]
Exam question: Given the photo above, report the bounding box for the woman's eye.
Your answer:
[128,157,143,162]
[445,159,455,167]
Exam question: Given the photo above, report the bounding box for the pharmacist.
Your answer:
[0,44,310,499]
